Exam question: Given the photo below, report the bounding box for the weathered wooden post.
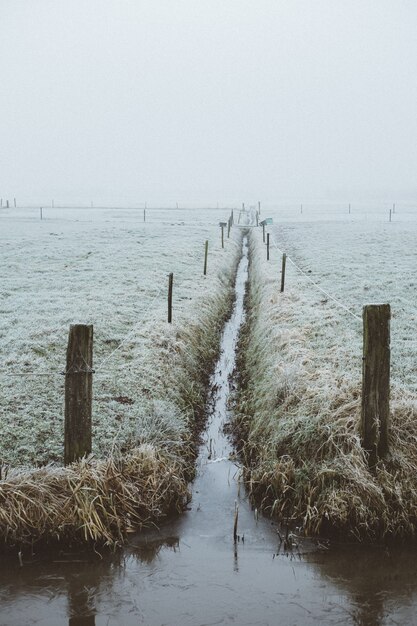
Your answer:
[6,200,9,208]
[203,240,208,275]
[267,233,270,260]
[242,202,245,211]
[393,202,396,214]
[256,212,259,227]
[40,207,43,220]
[300,203,303,214]
[168,273,173,323]
[231,209,234,224]
[221,225,224,248]
[262,223,265,243]
[389,209,392,222]
[14,198,16,208]
[280,253,287,292]
[361,304,390,466]
[227,218,231,238]
[64,324,93,465]
[258,200,261,214]
[143,208,146,222]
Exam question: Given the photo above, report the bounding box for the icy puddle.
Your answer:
[2,237,417,625]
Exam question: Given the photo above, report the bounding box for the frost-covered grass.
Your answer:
[0,206,242,545]
[236,215,417,541]
[0,207,241,467]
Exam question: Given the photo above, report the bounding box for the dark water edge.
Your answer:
[1,236,417,626]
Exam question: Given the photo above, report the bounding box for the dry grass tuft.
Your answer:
[0,445,190,547]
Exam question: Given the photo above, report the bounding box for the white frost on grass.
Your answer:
[0,207,241,467]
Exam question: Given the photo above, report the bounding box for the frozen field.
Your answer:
[236,208,417,539]
[0,207,241,467]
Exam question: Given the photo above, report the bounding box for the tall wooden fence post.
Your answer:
[361,304,390,466]
[262,223,265,243]
[203,240,208,275]
[64,324,93,465]
[280,253,287,292]
[168,273,173,323]
[256,212,259,227]
[267,233,270,260]
[227,218,231,238]
[221,225,224,248]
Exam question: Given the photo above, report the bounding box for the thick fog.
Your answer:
[1,0,416,206]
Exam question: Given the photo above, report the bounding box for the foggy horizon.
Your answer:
[1,0,417,206]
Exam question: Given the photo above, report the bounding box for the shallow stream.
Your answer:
[1,236,417,625]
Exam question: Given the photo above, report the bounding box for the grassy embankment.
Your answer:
[0,212,242,547]
[235,224,417,541]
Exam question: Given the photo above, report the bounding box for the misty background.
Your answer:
[1,0,416,206]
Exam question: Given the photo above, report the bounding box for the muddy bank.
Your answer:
[233,227,417,541]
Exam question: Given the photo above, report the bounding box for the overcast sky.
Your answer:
[1,1,416,205]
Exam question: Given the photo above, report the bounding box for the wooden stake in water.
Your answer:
[280,253,287,292]
[40,207,43,220]
[233,501,239,543]
[267,233,270,260]
[143,208,146,222]
[262,223,265,243]
[361,304,390,466]
[221,225,224,249]
[64,324,93,465]
[168,273,173,323]
[203,240,208,275]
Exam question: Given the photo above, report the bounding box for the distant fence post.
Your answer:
[6,200,9,208]
[231,209,234,224]
[227,218,231,238]
[262,223,265,243]
[168,272,173,323]
[267,233,270,260]
[280,253,287,292]
[389,209,392,222]
[221,225,224,248]
[143,208,146,222]
[40,207,43,220]
[393,202,396,214]
[256,212,259,227]
[14,198,16,208]
[300,203,303,214]
[361,304,390,466]
[64,324,93,465]
[203,240,208,275]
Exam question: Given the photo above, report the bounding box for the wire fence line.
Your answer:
[269,233,362,322]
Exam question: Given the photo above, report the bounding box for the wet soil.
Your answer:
[1,236,417,625]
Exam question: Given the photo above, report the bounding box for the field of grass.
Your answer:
[0,206,242,545]
[236,211,417,540]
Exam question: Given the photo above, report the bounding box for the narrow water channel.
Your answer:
[1,236,417,625]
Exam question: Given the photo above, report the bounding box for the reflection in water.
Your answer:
[1,231,417,625]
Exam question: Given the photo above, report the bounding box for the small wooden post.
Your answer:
[221,225,224,248]
[389,209,392,222]
[143,208,146,222]
[14,198,16,208]
[361,304,390,466]
[227,218,231,238]
[262,223,265,243]
[242,202,245,211]
[256,212,259,227]
[300,203,303,214]
[280,253,287,292]
[40,207,43,220]
[203,240,208,275]
[231,209,234,224]
[267,233,270,260]
[168,273,173,323]
[258,201,261,214]
[6,200,9,208]
[64,324,93,465]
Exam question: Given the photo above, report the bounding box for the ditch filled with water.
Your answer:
[1,236,417,625]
